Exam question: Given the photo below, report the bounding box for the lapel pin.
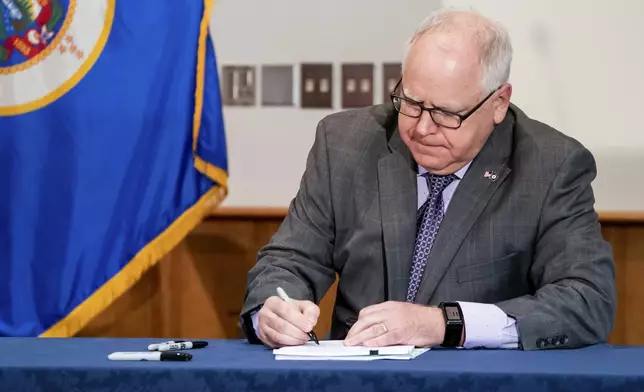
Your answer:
[483,171,498,181]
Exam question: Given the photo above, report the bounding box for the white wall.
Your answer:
[211,0,644,211]
[442,0,644,211]
[210,0,441,207]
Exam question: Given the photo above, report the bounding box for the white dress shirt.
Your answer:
[418,162,518,349]
[252,161,519,349]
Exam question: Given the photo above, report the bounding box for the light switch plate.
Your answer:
[262,65,293,106]
[342,63,373,108]
[222,65,256,106]
[300,63,333,109]
[383,63,402,104]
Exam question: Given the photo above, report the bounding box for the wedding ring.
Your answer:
[380,322,388,334]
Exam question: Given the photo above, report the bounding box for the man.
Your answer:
[240,8,616,350]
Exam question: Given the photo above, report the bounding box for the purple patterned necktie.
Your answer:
[406,173,458,303]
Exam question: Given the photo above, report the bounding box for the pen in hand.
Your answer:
[276,287,320,345]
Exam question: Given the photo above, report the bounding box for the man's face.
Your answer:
[398,32,511,175]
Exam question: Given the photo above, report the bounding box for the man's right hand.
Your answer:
[257,295,320,348]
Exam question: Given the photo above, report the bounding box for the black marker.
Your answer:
[148,340,186,351]
[157,341,208,351]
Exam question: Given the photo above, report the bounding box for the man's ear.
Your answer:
[493,83,512,124]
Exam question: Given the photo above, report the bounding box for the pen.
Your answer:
[157,341,208,351]
[148,340,185,351]
[108,351,192,361]
[276,286,320,345]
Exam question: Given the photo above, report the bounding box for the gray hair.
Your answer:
[403,8,513,94]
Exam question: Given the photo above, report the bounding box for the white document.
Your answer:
[273,340,429,361]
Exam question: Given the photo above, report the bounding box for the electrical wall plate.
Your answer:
[222,65,256,106]
[300,63,333,108]
[383,63,402,104]
[262,65,293,106]
[341,63,374,108]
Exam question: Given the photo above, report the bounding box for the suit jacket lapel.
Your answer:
[413,112,516,305]
[375,107,417,303]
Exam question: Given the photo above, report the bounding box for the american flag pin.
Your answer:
[484,171,498,181]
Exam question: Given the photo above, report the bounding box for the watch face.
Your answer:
[445,306,460,321]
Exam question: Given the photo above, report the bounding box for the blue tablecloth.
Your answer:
[0,338,643,391]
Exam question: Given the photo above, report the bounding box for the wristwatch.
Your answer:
[438,302,464,347]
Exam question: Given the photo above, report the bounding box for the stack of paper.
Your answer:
[273,340,429,361]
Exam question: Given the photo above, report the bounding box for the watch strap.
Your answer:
[439,301,464,347]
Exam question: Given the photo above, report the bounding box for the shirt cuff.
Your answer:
[251,309,260,337]
[458,301,519,349]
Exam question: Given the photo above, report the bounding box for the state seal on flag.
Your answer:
[0,0,115,116]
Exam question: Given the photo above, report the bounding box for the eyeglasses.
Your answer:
[390,78,499,129]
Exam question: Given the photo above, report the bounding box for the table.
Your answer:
[0,338,643,391]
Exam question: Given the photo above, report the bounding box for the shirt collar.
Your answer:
[417,161,472,180]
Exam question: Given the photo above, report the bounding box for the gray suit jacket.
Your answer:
[241,103,616,350]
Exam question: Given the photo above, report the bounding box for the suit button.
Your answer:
[536,338,545,348]
[553,337,561,346]
[562,335,569,344]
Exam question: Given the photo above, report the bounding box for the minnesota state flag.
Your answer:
[0,0,227,336]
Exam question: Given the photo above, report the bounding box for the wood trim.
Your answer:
[209,207,288,220]
[210,207,644,223]
[598,212,644,224]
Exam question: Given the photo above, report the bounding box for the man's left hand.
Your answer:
[344,301,451,347]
